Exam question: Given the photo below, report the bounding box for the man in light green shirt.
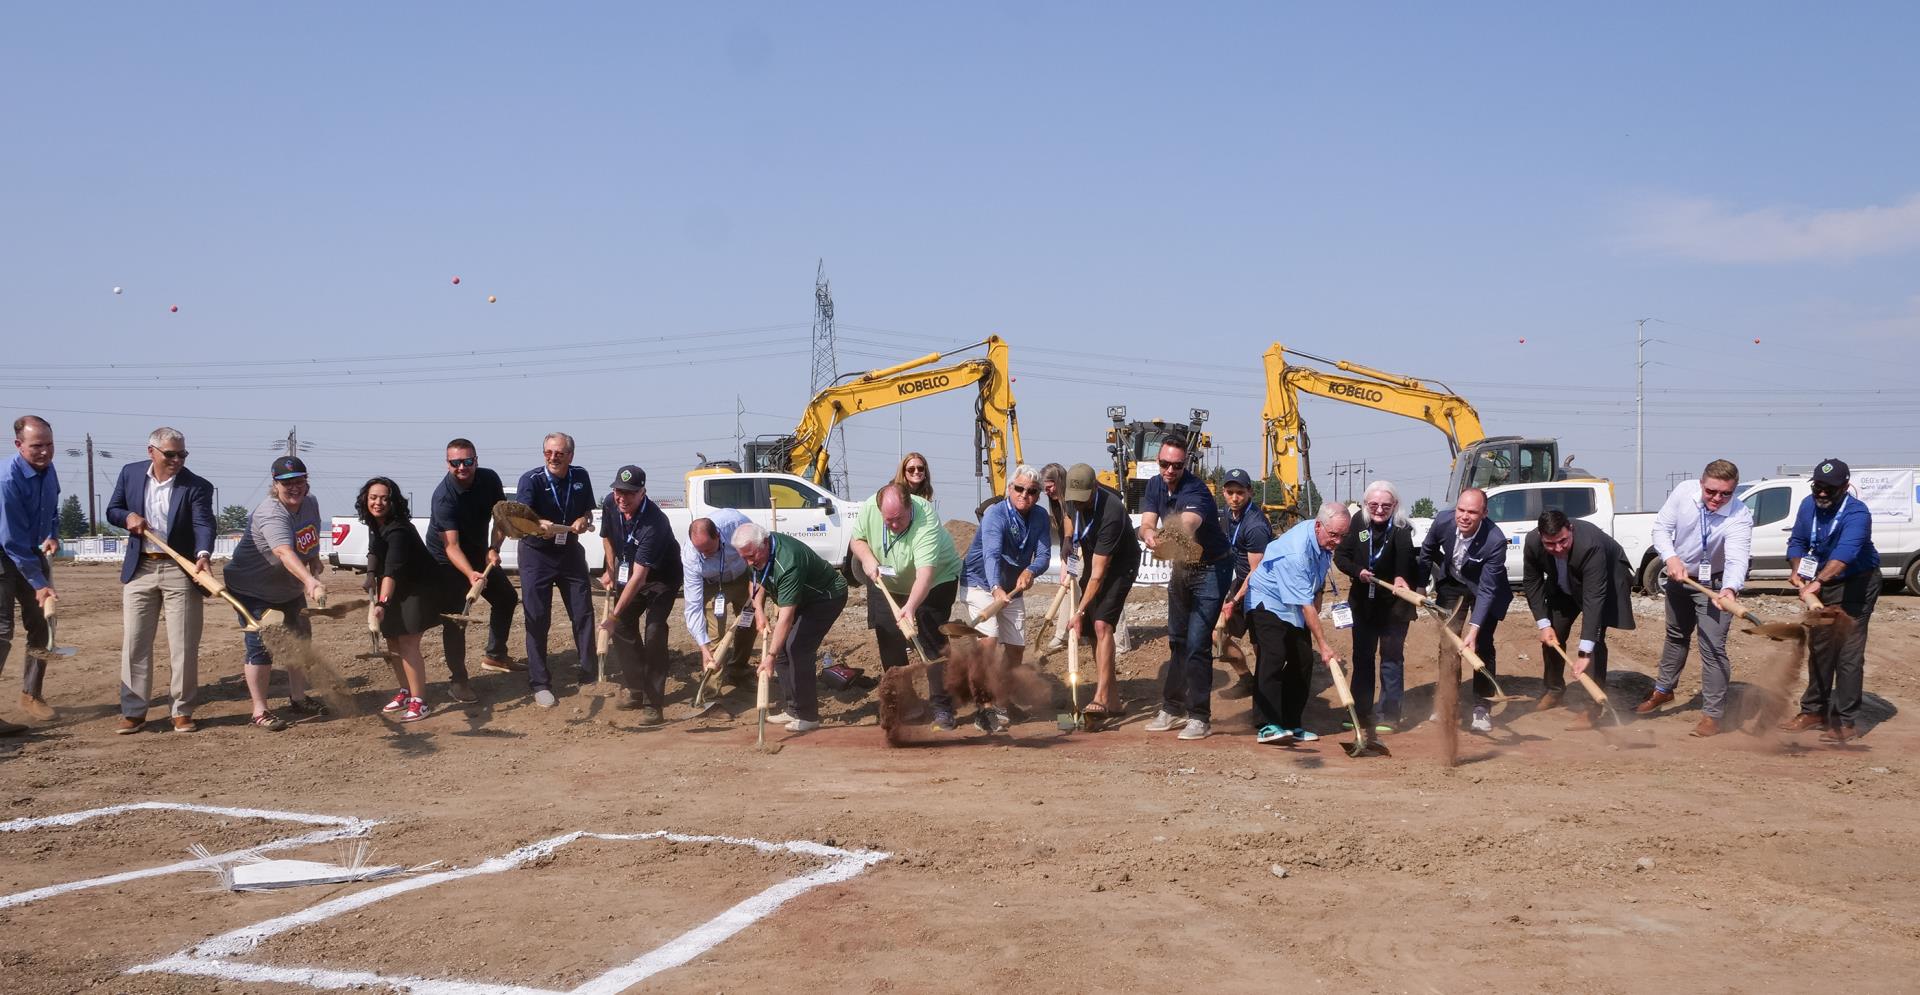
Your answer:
[850,483,965,729]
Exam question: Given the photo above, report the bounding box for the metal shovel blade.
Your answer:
[27,617,76,659]
[1343,736,1391,758]
[938,621,987,639]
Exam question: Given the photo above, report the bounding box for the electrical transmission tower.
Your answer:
[811,260,850,497]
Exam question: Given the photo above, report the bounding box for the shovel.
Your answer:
[1029,582,1072,653]
[691,623,739,714]
[936,590,1011,639]
[1673,576,1809,639]
[138,531,267,631]
[1325,655,1390,758]
[1369,579,1524,707]
[355,599,395,661]
[876,584,940,667]
[753,666,783,755]
[1541,639,1630,729]
[1057,575,1082,731]
[594,583,613,682]
[440,563,495,625]
[26,594,76,661]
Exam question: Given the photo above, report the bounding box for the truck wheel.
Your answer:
[1904,555,1920,595]
[845,556,871,588]
[1637,555,1664,595]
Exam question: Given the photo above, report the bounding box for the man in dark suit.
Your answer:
[1417,487,1513,733]
[1522,509,1637,729]
[105,428,217,734]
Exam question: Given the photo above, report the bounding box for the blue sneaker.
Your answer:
[1291,728,1320,742]
[931,709,956,731]
[1256,724,1292,745]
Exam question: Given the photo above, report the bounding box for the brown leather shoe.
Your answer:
[1780,712,1826,732]
[1819,723,1856,744]
[1690,715,1721,738]
[171,715,198,733]
[116,715,143,735]
[1536,690,1564,711]
[1635,689,1674,714]
[1565,706,1600,731]
[19,693,54,721]
[0,718,26,736]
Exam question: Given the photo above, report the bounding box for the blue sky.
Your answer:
[5,3,1917,521]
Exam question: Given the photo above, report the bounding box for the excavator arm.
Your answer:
[758,336,1022,495]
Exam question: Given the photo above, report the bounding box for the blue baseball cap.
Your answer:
[1222,468,1254,489]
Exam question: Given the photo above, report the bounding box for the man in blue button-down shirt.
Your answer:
[1782,458,1880,744]
[1639,459,1753,737]
[1,416,62,734]
[683,508,754,685]
[1244,503,1351,744]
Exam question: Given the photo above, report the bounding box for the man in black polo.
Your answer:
[1215,468,1274,701]
[1065,463,1139,728]
[599,465,683,725]
[1136,435,1234,741]
[428,438,519,701]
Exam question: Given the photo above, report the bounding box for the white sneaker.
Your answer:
[1470,706,1492,733]
[786,717,821,732]
[533,689,556,708]
[766,710,795,724]
[1143,709,1186,733]
[1177,718,1211,740]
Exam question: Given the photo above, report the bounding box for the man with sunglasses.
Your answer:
[1,416,62,733]
[102,428,216,733]
[1137,435,1234,741]
[515,432,599,707]
[1638,459,1753,737]
[1783,459,1880,744]
[427,438,517,702]
[960,465,1052,732]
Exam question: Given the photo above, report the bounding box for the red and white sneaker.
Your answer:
[382,690,409,713]
[398,697,428,722]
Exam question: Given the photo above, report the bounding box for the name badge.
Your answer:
[735,606,755,629]
[616,562,630,585]
[551,531,567,546]
[1066,555,1082,575]
[878,565,898,579]
[1796,556,1818,580]
[1696,560,1712,582]
[1330,601,1355,630]
[713,594,725,619]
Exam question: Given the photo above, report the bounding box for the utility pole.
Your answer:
[1635,318,1651,512]
[63,434,114,535]
[810,260,849,498]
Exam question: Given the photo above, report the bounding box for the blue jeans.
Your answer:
[232,592,308,666]
[1162,558,1232,721]
[1349,615,1409,721]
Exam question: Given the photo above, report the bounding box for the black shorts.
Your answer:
[1078,569,1137,638]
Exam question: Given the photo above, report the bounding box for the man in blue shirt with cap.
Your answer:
[1216,468,1274,700]
[1782,458,1880,744]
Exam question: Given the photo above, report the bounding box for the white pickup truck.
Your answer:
[1736,467,1920,592]
[1479,479,1661,592]
[328,471,861,577]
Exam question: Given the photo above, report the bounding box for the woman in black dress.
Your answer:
[357,477,438,722]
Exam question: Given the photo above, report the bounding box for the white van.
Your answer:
[1737,467,1920,592]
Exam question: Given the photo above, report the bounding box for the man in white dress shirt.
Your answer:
[1636,459,1754,737]
[682,509,755,686]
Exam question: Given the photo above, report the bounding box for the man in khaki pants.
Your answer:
[105,428,217,733]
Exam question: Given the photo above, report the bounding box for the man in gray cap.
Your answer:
[1214,468,1273,700]
[1782,458,1880,744]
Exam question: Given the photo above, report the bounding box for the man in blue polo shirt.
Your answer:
[1215,468,1274,701]
[1137,435,1234,741]
[0,415,61,734]
[599,465,683,725]
[1782,458,1880,744]
[961,465,1051,732]
[515,431,599,708]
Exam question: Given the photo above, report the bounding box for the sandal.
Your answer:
[1081,702,1121,730]
[251,711,288,732]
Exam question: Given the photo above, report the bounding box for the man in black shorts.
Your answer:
[1063,463,1138,727]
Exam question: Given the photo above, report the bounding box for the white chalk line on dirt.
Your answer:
[129,829,891,995]
[0,801,376,911]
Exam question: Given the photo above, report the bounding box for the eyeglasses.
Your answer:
[1701,484,1734,498]
[1010,484,1039,496]
[1364,501,1394,511]
[151,448,188,460]
[448,457,477,468]
[543,451,570,460]
[905,466,927,475]
[1157,459,1186,470]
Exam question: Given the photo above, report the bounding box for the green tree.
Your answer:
[58,494,88,538]
[1411,497,1437,518]
[218,504,251,533]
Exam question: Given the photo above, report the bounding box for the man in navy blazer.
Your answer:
[104,428,217,733]
[1417,487,1513,733]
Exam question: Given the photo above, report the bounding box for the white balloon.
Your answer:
[113,286,123,294]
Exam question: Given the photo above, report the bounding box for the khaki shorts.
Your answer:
[963,586,1026,646]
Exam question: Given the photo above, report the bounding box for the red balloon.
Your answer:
[451,276,461,285]
[1753,338,1761,344]
[1517,337,1526,344]
[169,305,179,313]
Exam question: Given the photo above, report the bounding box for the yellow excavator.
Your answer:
[1261,343,1581,524]
[1097,406,1213,512]
[738,335,1023,496]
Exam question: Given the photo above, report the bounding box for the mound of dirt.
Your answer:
[945,519,977,553]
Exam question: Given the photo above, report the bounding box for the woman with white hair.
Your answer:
[1331,479,1421,730]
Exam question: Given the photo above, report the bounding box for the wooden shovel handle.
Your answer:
[1433,612,1494,676]
[1065,575,1081,685]
[1797,586,1827,613]
[139,531,224,596]
[1323,654,1357,709]
[1678,575,1751,620]
[465,562,494,602]
[1366,576,1430,609]
[971,592,1011,626]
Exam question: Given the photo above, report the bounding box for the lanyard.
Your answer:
[1811,495,1849,551]
[1697,501,1718,565]
[545,469,572,521]
[1074,491,1100,547]
[882,507,908,558]
[754,535,777,589]
[616,499,649,561]
[1227,511,1243,548]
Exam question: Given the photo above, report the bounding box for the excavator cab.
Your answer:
[1101,407,1211,512]
[1452,436,1571,497]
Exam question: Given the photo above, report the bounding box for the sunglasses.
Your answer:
[1701,484,1734,498]
[151,448,188,460]
[448,457,477,468]
[905,466,927,474]
[1010,484,1039,496]
[1158,459,1186,470]
[543,451,571,459]
[1810,483,1841,495]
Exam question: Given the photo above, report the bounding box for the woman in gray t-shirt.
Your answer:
[224,456,329,730]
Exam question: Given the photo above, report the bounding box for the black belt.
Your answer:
[141,551,169,560]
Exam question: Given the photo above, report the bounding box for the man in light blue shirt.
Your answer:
[961,466,1052,671]
[1,415,62,733]
[1639,459,1753,736]
[1244,503,1351,744]
[682,508,754,683]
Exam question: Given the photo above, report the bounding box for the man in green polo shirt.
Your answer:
[734,521,847,733]
[851,482,963,729]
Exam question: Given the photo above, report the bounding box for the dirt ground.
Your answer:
[3,550,1918,995]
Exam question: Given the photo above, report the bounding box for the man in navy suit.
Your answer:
[1417,487,1513,733]
[105,428,217,734]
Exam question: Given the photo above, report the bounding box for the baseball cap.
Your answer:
[1064,463,1097,502]
[1811,459,1850,487]
[1222,468,1254,489]
[611,464,647,491]
[270,455,308,480]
